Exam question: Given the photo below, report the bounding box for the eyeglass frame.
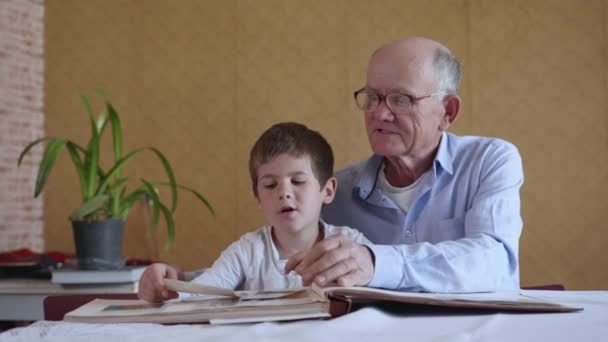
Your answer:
[353,87,445,114]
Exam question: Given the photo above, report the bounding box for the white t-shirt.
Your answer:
[185,221,371,294]
[378,163,423,214]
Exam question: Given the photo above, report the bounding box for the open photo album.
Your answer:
[63,279,583,325]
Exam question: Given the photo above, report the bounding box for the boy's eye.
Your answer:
[292,178,306,185]
[262,183,276,189]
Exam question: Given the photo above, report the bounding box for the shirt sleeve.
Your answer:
[368,142,524,292]
[327,224,373,246]
[186,239,249,291]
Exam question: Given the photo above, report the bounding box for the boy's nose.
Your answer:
[277,183,292,199]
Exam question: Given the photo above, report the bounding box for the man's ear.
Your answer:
[439,94,461,131]
[321,177,337,204]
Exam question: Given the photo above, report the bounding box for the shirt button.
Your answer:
[404,230,412,237]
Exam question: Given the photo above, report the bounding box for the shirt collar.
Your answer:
[356,155,384,200]
[434,132,453,175]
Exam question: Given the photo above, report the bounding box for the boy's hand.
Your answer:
[285,235,375,287]
[138,263,183,303]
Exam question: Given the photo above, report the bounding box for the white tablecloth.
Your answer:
[1,290,607,342]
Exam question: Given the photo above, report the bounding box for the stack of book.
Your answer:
[51,266,146,293]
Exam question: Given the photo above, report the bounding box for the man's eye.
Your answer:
[365,94,379,108]
[392,95,410,107]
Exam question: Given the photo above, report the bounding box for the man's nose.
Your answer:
[370,100,394,121]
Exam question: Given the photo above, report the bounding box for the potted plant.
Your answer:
[17,89,215,269]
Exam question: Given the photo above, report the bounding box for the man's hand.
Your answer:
[285,235,375,287]
[138,263,183,303]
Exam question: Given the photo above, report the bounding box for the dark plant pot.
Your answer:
[71,219,125,270]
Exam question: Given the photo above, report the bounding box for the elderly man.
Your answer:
[285,37,523,293]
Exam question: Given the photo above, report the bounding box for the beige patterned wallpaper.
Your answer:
[43,0,607,289]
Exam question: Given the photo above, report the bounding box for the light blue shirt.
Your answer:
[322,132,524,293]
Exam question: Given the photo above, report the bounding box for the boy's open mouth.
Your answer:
[279,206,296,213]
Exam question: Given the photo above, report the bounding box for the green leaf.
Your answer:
[158,201,175,250]
[121,189,146,206]
[65,141,86,200]
[97,147,177,211]
[96,147,146,194]
[105,176,133,218]
[69,142,88,155]
[148,147,178,212]
[17,137,55,167]
[85,124,100,199]
[94,89,111,138]
[120,189,149,218]
[111,187,126,218]
[69,194,109,220]
[82,93,101,200]
[139,180,161,234]
[34,138,67,197]
[96,112,108,134]
[107,176,133,193]
[95,88,108,99]
[153,181,215,218]
[182,186,215,218]
[80,94,94,120]
[106,101,123,177]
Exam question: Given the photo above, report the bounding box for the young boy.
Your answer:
[138,122,371,302]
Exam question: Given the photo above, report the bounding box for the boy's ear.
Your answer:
[254,193,261,209]
[321,177,337,204]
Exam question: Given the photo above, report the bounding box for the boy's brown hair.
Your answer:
[249,122,334,196]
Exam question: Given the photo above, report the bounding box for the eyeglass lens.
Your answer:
[355,91,411,114]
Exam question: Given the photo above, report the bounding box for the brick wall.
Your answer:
[0,0,44,252]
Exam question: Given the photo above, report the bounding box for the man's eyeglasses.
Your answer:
[353,88,443,115]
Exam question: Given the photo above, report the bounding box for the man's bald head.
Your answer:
[371,37,461,94]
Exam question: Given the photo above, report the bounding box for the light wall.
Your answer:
[0,0,44,252]
[44,0,608,289]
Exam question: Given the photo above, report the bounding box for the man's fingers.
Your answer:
[286,236,342,276]
[336,269,364,287]
[297,237,342,272]
[301,247,351,284]
[298,237,354,285]
[336,245,375,287]
[284,250,306,274]
[288,236,375,288]
[310,255,358,286]
[309,243,374,287]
